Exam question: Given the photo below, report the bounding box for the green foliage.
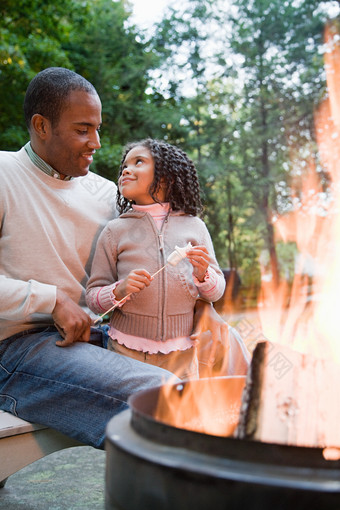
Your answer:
[91,136,123,183]
[0,0,82,149]
[147,0,336,290]
[66,0,153,143]
[215,0,332,286]
[0,0,338,293]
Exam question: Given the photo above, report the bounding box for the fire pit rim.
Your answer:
[107,410,340,495]
[127,376,340,470]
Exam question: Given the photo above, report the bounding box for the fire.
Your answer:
[154,376,246,437]
[154,21,340,440]
[259,20,340,363]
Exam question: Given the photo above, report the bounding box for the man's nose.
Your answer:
[88,130,101,150]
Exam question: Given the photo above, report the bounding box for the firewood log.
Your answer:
[236,341,340,448]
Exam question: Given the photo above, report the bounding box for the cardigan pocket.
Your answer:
[178,269,199,301]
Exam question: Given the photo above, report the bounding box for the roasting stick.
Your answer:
[93,294,131,324]
[93,243,192,325]
[93,265,166,324]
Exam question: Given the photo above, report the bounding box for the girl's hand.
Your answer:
[186,245,210,282]
[114,269,152,300]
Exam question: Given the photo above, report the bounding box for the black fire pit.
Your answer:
[105,376,340,510]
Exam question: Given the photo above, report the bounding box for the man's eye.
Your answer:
[77,130,88,135]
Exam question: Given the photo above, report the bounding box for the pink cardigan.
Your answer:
[86,205,225,351]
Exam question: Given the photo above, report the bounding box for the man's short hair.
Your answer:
[24,67,98,130]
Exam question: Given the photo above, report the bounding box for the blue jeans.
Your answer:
[0,326,177,448]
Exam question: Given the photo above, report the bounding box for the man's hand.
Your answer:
[52,289,92,347]
[191,300,229,365]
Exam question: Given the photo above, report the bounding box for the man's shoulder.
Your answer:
[79,171,117,190]
[76,171,117,199]
[76,171,118,218]
[0,148,28,182]
[0,147,25,162]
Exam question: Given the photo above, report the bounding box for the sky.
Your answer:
[129,0,172,28]
[129,1,340,29]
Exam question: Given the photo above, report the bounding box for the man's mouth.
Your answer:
[82,151,96,163]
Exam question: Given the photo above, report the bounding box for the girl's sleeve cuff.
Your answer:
[94,280,124,311]
[193,267,213,288]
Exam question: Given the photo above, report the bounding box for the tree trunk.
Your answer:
[259,65,280,288]
[226,176,236,269]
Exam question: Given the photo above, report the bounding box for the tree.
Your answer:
[0,0,83,149]
[65,0,191,179]
[149,1,274,283]
[225,0,332,287]
[145,0,337,292]
[0,0,177,180]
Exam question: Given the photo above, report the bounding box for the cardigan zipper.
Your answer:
[158,224,167,341]
[158,233,164,252]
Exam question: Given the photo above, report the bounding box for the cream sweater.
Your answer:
[0,147,117,341]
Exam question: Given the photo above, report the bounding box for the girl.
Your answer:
[86,139,226,380]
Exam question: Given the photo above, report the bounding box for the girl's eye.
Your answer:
[136,159,143,165]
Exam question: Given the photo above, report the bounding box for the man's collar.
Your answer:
[24,142,72,181]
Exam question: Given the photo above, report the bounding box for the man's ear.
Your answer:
[31,114,51,139]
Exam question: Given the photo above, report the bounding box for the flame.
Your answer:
[153,21,340,440]
[155,376,246,437]
[259,20,340,363]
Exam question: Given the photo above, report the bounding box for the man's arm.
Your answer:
[0,275,91,346]
[0,275,56,320]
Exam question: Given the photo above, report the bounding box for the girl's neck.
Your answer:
[132,202,170,229]
[132,202,169,211]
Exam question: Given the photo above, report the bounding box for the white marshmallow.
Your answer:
[167,242,193,266]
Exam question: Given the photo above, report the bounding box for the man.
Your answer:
[0,67,229,448]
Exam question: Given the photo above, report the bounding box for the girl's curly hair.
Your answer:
[116,138,203,216]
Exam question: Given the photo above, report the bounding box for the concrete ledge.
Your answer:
[0,410,83,486]
[0,410,46,438]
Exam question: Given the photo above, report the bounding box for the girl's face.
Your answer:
[118,145,166,205]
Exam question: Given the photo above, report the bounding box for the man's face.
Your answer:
[44,89,102,178]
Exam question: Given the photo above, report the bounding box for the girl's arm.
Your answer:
[85,227,119,314]
[86,268,152,315]
[186,245,210,282]
[193,264,226,303]
[86,280,121,315]
[85,226,152,314]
